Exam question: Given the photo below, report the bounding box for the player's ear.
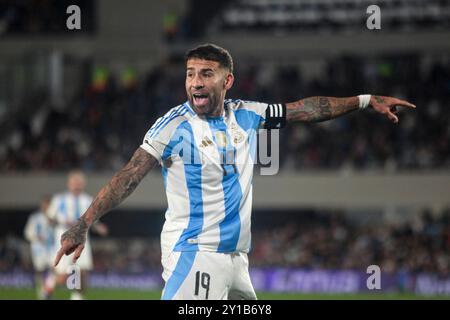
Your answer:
[224,73,234,90]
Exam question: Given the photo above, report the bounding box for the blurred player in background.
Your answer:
[47,170,108,300]
[54,44,415,300]
[24,195,54,299]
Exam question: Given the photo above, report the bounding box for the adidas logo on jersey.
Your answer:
[199,136,213,148]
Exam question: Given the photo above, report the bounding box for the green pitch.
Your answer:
[0,288,448,300]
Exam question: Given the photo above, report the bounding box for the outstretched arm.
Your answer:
[54,147,158,266]
[286,95,415,124]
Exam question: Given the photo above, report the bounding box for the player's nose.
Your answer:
[193,84,204,90]
[191,75,204,89]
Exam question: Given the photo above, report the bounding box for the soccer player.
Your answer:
[24,195,54,299]
[54,44,415,300]
[48,170,108,300]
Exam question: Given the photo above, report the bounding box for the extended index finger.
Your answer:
[54,247,65,267]
[394,98,416,109]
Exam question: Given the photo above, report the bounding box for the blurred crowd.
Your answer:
[1,208,448,277]
[91,238,161,274]
[250,209,450,277]
[1,53,449,172]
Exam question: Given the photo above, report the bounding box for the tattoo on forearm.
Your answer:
[318,97,332,119]
[84,148,157,225]
[286,96,359,123]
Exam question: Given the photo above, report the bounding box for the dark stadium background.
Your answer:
[0,0,449,299]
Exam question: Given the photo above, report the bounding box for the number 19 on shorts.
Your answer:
[194,271,210,299]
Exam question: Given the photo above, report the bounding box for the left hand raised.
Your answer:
[370,95,416,123]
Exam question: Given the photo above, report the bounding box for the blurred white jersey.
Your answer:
[47,192,93,228]
[47,192,94,272]
[141,99,280,256]
[24,211,55,271]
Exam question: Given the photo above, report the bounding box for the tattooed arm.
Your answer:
[286,95,415,124]
[54,147,158,265]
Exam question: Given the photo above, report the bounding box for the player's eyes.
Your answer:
[186,72,213,78]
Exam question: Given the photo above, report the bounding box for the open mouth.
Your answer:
[193,93,209,106]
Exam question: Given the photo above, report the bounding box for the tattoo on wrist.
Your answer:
[374,96,385,104]
[62,218,88,245]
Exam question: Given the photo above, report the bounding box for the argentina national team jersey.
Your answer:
[47,191,94,248]
[140,99,283,255]
[47,192,93,228]
[47,191,95,272]
[24,211,55,260]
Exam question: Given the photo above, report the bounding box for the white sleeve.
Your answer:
[140,130,167,163]
[232,101,268,130]
[140,110,187,163]
[240,101,268,118]
[24,215,35,242]
[238,101,286,129]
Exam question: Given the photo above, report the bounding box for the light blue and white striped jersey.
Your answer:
[24,211,55,257]
[141,99,279,255]
[47,192,93,234]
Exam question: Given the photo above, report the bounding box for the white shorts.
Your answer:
[52,229,93,274]
[30,249,51,272]
[161,251,257,300]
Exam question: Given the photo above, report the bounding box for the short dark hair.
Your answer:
[185,43,233,73]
